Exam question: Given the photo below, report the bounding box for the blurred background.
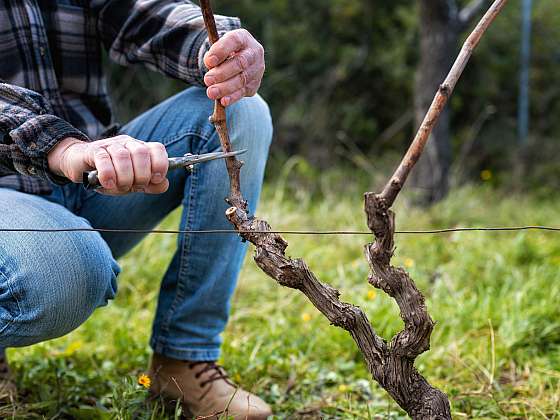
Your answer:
[108,0,559,205]
[7,2,560,418]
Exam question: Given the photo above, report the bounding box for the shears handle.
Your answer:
[82,170,102,190]
[81,162,192,190]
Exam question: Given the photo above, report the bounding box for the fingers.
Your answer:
[147,142,169,185]
[124,141,152,190]
[83,135,170,195]
[218,76,261,106]
[91,146,116,189]
[203,29,265,106]
[219,88,245,107]
[204,29,249,69]
[206,65,260,101]
[204,47,258,85]
[98,178,169,196]
[144,178,169,194]
[105,142,134,192]
[205,57,264,105]
[207,71,245,101]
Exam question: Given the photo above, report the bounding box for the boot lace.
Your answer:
[188,361,234,388]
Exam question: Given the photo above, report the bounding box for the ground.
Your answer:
[2,165,560,419]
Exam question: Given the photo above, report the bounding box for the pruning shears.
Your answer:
[82,149,247,190]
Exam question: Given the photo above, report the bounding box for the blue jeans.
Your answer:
[0,87,272,361]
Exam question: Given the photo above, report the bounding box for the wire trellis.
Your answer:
[0,225,558,235]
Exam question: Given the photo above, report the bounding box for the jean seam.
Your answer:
[0,267,23,338]
[158,343,221,353]
[159,348,221,361]
[153,165,199,352]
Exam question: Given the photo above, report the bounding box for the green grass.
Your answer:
[3,166,560,419]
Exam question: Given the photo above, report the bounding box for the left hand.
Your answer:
[203,29,265,107]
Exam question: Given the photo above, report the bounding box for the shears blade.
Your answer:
[169,149,247,169]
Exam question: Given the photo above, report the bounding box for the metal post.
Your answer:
[518,0,532,145]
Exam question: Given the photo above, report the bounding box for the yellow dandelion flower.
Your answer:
[404,258,415,268]
[480,169,492,181]
[301,313,312,322]
[338,384,348,392]
[138,374,151,389]
[63,340,83,356]
[367,290,377,300]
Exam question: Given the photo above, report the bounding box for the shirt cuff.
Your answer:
[9,114,90,184]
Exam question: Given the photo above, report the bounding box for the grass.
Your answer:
[3,163,560,419]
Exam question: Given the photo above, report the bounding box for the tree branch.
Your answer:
[381,0,508,207]
[200,0,507,417]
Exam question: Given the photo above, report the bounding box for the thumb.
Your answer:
[62,142,93,183]
[47,138,86,180]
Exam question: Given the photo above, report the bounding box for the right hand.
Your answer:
[47,136,169,195]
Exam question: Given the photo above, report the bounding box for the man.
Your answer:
[0,1,272,418]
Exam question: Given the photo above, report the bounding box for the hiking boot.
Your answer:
[148,353,272,419]
[0,349,17,402]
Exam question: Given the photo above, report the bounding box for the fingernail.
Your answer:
[209,86,220,98]
[205,75,216,85]
[222,96,231,106]
[152,173,163,183]
[133,186,145,193]
[106,179,115,189]
[207,55,219,67]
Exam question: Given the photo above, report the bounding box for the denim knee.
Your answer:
[228,94,273,152]
[157,87,273,153]
[0,232,119,348]
[34,247,119,342]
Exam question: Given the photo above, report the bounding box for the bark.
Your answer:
[225,204,451,419]
[200,0,507,417]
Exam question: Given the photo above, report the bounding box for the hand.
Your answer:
[47,136,169,195]
[203,29,265,107]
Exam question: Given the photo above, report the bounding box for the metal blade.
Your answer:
[169,149,247,169]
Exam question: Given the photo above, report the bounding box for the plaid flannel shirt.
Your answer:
[0,0,240,194]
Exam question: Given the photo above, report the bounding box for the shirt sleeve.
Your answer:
[0,82,90,183]
[92,0,241,86]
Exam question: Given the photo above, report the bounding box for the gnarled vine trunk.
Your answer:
[199,0,507,417]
